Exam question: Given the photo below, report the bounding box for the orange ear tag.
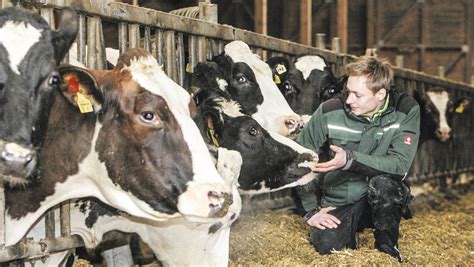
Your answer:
[76,92,94,113]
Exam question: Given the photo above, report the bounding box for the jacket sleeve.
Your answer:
[295,107,328,212]
[345,104,421,181]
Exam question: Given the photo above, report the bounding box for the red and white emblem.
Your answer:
[404,136,412,145]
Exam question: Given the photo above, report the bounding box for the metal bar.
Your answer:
[86,16,98,69]
[118,22,128,55]
[76,14,87,65]
[128,24,140,49]
[0,236,84,262]
[144,26,152,52]
[155,29,164,66]
[188,35,198,72]
[164,30,177,82]
[44,210,55,240]
[176,32,185,87]
[96,16,106,70]
[0,185,4,246]
[60,202,70,236]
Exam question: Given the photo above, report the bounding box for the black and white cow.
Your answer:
[414,87,470,143]
[0,7,77,185]
[4,49,232,247]
[211,41,305,139]
[266,55,345,115]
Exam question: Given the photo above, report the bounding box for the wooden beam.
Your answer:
[255,0,267,36]
[336,0,348,53]
[299,0,312,46]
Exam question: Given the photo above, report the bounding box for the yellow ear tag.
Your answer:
[76,92,94,113]
[275,64,287,74]
[274,75,281,85]
[186,63,191,73]
[455,102,465,113]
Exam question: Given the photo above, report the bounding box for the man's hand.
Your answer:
[306,207,341,229]
[312,145,347,173]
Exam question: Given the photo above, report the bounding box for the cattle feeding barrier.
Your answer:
[0,0,473,264]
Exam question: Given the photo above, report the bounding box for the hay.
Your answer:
[229,188,474,266]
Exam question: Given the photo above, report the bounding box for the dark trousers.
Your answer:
[309,175,407,261]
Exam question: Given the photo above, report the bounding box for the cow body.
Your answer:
[0,7,78,185]
[266,55,344,115]
[4,49,232,247]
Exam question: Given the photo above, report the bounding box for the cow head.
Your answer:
[0,7,77,185]
[53,49,232,221]
[213,41,304,139]
[267,55,343,115]
[414,87,471,143]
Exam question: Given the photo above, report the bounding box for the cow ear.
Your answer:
[51,7,78,64]
[58,64,104,114]
[453,97,471,114]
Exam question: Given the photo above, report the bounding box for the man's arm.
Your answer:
[345,104,421,180]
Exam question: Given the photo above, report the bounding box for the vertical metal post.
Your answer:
[144,26,152,52]
[118,22,128,55]
[86,17,97,69]
[176,32,185,86]
[128,24,140,49]
[60,201,71,236]
[438,66,445,79]
[154,29,164,66]
[164,31,177,82]
[0,185,5,246]
[45,210,55,239]
[188,35,198,72]
[331,37,341,54]
[396,55,404,68]
[76,14,87,65]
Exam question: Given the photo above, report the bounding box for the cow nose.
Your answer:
[436,127,451,141]
[208,191,233,218]
[0,142,37,179]
[284,115,304,136]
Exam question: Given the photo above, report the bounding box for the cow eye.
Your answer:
[0,83,4,91]
[141,111,155,122]
[284,83,292,91]
[48,74,60,86]
[237,76,247,83]
[249,126,258,136]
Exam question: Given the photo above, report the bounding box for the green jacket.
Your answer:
[296,91,420,211]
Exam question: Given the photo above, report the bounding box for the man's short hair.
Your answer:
[345,56,393,93]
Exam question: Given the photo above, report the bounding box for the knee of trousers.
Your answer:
[310,228,348,254]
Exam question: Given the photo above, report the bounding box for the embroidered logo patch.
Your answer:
[404,136,412,145]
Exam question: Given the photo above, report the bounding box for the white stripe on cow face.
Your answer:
[294,55,327,80]
[122,55,231,221]
[224,41,301,136]
[427,91,450,135]
[217,98,244,118]
[0,21,42,75]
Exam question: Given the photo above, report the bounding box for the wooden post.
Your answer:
[199,1,218,23]
[336,0,348,53]
[332,37,341,54]
[300,0,312,46]
[316,33,326,49]
[255,0,267,36]
[438,66,445,79]
[396,55,404,68]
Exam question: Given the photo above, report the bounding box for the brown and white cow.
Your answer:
[0,7,77,185]
[5,49,232,247]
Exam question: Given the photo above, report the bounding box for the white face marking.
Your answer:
[294,55,327,80]
[217,98,244,118]
[0,21,43,74]
[427,91,450,131]
[224,41,301,135]
[216,78,228,91]
[4,142,31,157]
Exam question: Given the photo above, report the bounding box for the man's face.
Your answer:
[345,75,385,117]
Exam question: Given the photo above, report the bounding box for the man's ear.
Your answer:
[376,88,387,101]
[58,64,104,114]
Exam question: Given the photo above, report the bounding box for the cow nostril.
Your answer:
[285,119,296,128]
[208,191,222,207]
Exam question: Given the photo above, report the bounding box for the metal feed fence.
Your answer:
[0,0,473,263]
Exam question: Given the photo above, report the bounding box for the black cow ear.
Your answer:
[58,64,104,114]
[51,7,78,64]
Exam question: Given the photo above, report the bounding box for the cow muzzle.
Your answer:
[436,127,451,142]
[0,141,37,186]
[283,115,305,138]
[177,182,233,221]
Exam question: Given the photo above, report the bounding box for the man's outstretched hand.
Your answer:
[311,145,347,173]
[306,207,341,229]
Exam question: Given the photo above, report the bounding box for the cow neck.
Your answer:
[5,90,98,219]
